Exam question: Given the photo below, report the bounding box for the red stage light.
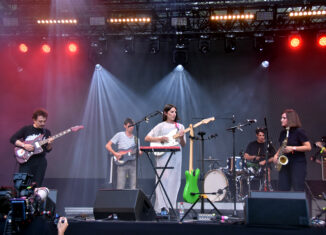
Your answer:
[19,43,28,53]
[67,42,78,54]
[289,35,302,49]
[317,35,326,47]
[41,44,51,53]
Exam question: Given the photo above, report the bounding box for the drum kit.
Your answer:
[203,155,266,202]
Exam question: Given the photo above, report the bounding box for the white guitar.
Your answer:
[150,117,215,156]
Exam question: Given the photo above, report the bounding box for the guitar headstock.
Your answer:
[71,125,84,132]
[201,117,215,125]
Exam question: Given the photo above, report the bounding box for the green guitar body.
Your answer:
[183,168,200,203]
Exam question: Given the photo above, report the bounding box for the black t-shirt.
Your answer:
[278,127,309,162]
[10,125,52,158]
[245,141,276,162]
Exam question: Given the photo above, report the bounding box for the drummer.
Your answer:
[244,128,276,191]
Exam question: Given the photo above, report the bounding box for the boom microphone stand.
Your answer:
[129,110,162,188]
[227,119,256,217]
[263,117,272,192]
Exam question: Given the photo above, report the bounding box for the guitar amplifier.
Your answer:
[322,156,326,181]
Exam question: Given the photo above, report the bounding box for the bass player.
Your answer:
[106,118,142,189]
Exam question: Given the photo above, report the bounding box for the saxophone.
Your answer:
[275,127,290,171]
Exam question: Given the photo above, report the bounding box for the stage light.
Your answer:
[67,42,78,54]
[149,36,160,54]
[41,44,51,53]
[176,65,184,71]
[211,13,254,21]
[37,18,77,24]
[317,34,326,47]
[199,35,210,54]
[289,10,326,18]
[261,60,269,68]
[18,43,28,53]
[108,17,151,24]
[288,34,302,49]
[225,34,236,53]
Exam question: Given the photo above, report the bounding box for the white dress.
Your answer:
[147,121,185,213]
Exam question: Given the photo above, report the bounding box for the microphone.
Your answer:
[247,119,257,123]
[217,189,223,195]
[157,110,163,115]
[232,115,235,123]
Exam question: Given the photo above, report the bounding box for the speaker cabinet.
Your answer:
[245,191,310,226]
[93,189,155,221]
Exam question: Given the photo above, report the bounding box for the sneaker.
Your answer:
[161,207,168,216]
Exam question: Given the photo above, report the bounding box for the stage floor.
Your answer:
[1,217,325,235]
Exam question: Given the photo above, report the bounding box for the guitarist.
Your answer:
[10,108,54,186]
[145,104,186,213]
[106,118,141,189]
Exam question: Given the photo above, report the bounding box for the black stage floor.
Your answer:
[1,217,326,235]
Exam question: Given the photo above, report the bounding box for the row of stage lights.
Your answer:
[288,33,326,49]
[18,42,78,54]
[34,9,326,26]
[37,19,78,24]
[15,34,326,55]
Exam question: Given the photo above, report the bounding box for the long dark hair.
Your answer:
[283,109,302,128]
[162,104,179,122]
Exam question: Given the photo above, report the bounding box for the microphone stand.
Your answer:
[263,117,272,192]
[129,110,162,189]
[226,120,255,217]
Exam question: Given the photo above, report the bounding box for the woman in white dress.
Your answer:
[145,104,186,213]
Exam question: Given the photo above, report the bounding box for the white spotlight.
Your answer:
[261,60,269,68]
[176,64,184,71]
[95,64,102,70]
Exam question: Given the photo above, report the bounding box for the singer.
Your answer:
[106,118,142,189]
[145,104,186,213]
[273,109,311,191]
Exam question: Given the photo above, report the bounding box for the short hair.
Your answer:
[32,108,48,120]
[255,128,265,135]
[283,109,302,128]
[124,118,134,126]
[162,104,179,122]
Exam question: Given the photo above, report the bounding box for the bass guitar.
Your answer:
[113,147,137,166]
[150,117,215,156]
[14,125,84,164]
[183,124,200,204]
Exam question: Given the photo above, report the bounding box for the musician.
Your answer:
[10,108,53,187]
[310,137,326,164]
[145,104,186,213]
[106,118,141,189]
[244,128,275,190]
[273,109,311,191]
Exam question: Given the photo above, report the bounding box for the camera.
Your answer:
[1,173,55,234]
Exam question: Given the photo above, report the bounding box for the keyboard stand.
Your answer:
[141,147,180,218]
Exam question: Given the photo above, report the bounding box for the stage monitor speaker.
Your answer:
[93,189,155,221]
[245,191,310,227]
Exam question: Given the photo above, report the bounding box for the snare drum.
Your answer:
[203,169,228,202]
[227,156,245,173]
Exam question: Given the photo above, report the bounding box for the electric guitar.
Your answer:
[150,117,215,156]
[113,147,137,166]
[14,125,84,164]
[183,124,200,204]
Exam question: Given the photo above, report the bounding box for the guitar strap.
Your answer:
[175,122,180,130]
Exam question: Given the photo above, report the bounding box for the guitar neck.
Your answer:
[189,124,194,172]
[39,128,72,145]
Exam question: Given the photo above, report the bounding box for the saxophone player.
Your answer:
[273,109,311,191]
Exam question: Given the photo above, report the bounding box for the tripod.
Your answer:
[180,193,222,222]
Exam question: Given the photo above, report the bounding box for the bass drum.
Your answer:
[203,169,228,202]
